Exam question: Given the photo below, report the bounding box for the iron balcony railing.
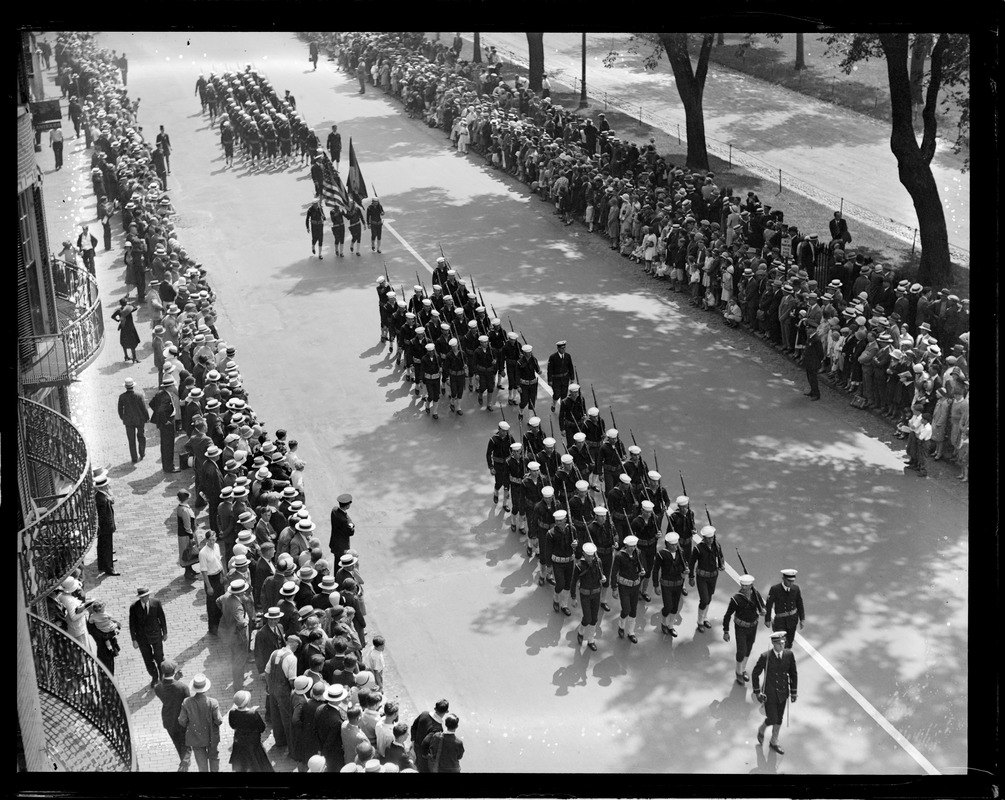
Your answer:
[27,612,137,771]
[18,397,97,607]
[20,257,104,389]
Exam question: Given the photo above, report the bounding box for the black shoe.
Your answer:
[702,620,712,629]
[510,523,517,532]
[697,625,706,634]
[757,729,764,745]
[562,607,572,616]
[681,587,688,595]
[493,493,498,504]
[577,631,584,644]
[551,404,556,412]
[670,629,678,638]
[640,592,651,602]
[546,575,555,585]
[660,624,670,634]
[600,602,611,612]
[503,504,511,512]
[627,634,638,643]
[432,413,438,419]
[553,601,560,613]
[617,628,625,639]
[164,467,181,473]
[743,671,749,682]
[769,742,784,754]
[587,641,597,651]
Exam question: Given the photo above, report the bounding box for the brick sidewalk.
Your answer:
[38,67,298,774]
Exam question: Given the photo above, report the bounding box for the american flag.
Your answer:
[347,138,368,204]
[319,152,349,213]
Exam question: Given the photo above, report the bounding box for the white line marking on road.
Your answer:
[719,560,940,775]
[384,220,552,399]
[386,220,938,773]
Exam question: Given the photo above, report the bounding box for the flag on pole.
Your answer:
[320,152,349,213]
[347,138,368,204]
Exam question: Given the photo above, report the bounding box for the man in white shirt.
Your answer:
[198,530,226,635]
[49,126,64,170]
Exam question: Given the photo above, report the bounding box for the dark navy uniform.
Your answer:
[570,549,606,647]
[611,544,646,641]
[764,579,805,649]
[546,346,574,411]
[547,516,577,613]
[652,542,689,634]
[689,532,725,630]
[723,583,765,679]
[517,348,542,417]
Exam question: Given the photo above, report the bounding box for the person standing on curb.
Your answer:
[154,660,192,772]
[178,673,223,772]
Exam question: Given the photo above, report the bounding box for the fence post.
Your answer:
[911,228,917,257]
[639,106,642,125]
[778,169,782,193]
[604,92,608,111]
[839,197,843,216]
[676,124,680,144]
[729,143,732,168]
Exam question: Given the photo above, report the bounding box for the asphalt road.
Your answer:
[95,31,968,774]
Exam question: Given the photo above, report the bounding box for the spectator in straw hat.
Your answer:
[117,376,149,464]
[178,673,223,772]
[129,586,168,687]
[217,578,252,689]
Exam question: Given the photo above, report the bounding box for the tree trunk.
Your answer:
[716,33,725,46]
[794,33,806,70]
[661,33,713,171]
[526,33,545,91]
[472,32,482,64]
[880,33,952,285]
[909,33,932,105]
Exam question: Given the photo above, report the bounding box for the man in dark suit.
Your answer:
[764,568,806,648]
[329,493,355,559]
[411,698,449,773]
[751,631,798,754]
[94,474,119,576]
[802,333,825,400]
[153,660,192,771]
[129,586,169,687]
[149,379,179,472]
[116,379,147,466]
[829,211,851,244]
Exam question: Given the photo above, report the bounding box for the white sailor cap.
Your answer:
[436,256,446,264]
[424,342,435,351]
[569,383,580,392]
[587,407,599,417]
[542,437,556,447]
[770,631,787,641]
[413,284,423,292]
[421,298,432,306]
[527,461,540,471]
[573,432,586,443]
[628,445,641,455]
[446,269,457,276]
[648,470,661,481]
[510,442,522,451]
[560,454,573,464]
[664,532,680,545]
[491,318,501,326]
[529,417,541,427]
[781,569,798,578]
[700,525,716,538]
[431,284,442,291]
[740,574,755,586]
[541,486,555,497]
[405,312,416,320]
[619,473,631,485]
[467,320,478,328]
[556,340,567,347]
[582,542,597,556]
[623,535,639,547]
[478,335,489,343]
[607,428,619,438]
[498,421,511,431]
[448,337,458,347]
[641,500,654,511]
[521,344,533,353]
[575,480,589,491]
[676,495,689,505]
[475,306,486,314]
[376,276,386,284]
[507,331,518,340]
[553,510,567,521]
[594,506,608,516]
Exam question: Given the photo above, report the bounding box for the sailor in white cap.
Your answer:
[606,472,635,545]
[558,382,587,447]
[547,510,577,615]
[568,430,594,486]
[668,495,696,594]
[486,421,515,510]
[581,407,606,492]
[420,341,442,419]
[408,323,430,400]
[474,334,498,411]
[570,541,605,650]
[442,336,467,415]
[751,630,798,754]
[644,470,671,526]
[623,444,649,497]
[501,330,522,406]
[611,535,645,642]
[723,574,766,684]
[652,532,689,637]
[546,340,575,413]
[505,443,528,534]
[586,507,617,610]
[535,436,559,481]
[516,343,542,420]
[534,486,559,585]
[597,428,627,494]
[764,569,805,648]
[522,416,545,458]
[568,479,596,540]
[630,499,659,602]
[521,461,544,553]
[688,525,725,633]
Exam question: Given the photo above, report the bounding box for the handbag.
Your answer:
[180,536,201,566]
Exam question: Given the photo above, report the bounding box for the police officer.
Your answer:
[587,507,617,611]
[570,542,605,651]
[533,486,558,586]
[547,510,577,616]
[611,535,644,643]
[764,569,805,649]
[473,335,497,412]
[305,199,325,259]
[558,383,586,447]
[597,428,626,494]
[420,342,442,419]
[689,525,725,634]
[652,532,688,638]
[546,341,574,413]
[517,344,542,420]
[505,443,527,534]
[486,421,514,510]
[723,574,766,684]
[443,338,467,415]
[630,500,659,602]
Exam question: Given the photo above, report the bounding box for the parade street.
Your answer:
[91,31,967,774]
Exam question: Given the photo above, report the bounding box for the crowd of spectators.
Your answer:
[43,31,463,773]
[307,31,970,476]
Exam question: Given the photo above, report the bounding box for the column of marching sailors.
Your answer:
[194,60,806,755]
